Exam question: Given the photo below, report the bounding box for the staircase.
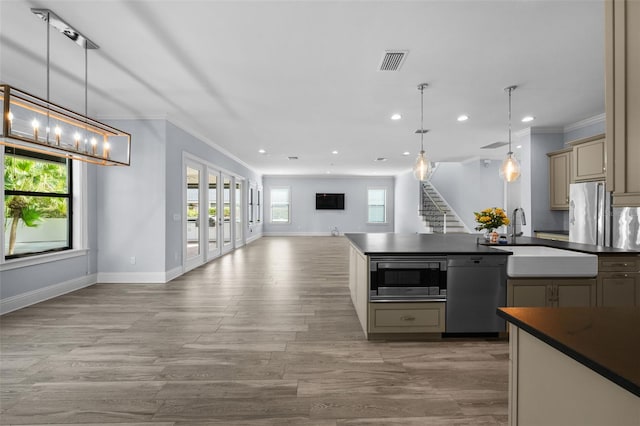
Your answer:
[419,181,468,234]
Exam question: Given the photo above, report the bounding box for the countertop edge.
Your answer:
[496,308,640,398]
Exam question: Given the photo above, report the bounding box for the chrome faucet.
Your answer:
[511,207,527,244]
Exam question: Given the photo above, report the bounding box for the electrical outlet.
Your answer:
[129,256,136,265]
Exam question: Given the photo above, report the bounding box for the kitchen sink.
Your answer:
[492,245,598,277]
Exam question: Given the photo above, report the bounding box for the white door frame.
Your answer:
[183,159,206,272]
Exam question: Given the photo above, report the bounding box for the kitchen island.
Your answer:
[346,233,511,339]
[346,232,640,339]
[497,307,639,426]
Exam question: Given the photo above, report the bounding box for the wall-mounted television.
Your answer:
[316,193,345,210]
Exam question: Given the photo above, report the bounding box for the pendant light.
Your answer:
[499,85,521,182]
[0,9,131,166]
[412,83,432,181]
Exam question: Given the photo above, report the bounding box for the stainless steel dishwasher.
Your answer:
[446,255,507,333]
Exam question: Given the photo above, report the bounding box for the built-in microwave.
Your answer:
[369,256,447,301]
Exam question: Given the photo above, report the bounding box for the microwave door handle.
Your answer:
[377,263,430,269]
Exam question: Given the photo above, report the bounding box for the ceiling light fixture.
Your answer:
[499,85,521,182]
[402,151,410,156]
[331,150,338,154]
[457,114,469,122]
[258,149,266,154]
[391,113,402,120]
[521,115,535,123]
[412,83,431,181]
[1,9,130,166]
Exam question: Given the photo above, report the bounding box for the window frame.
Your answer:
[3,147,74,260]
[270,186,291,224]
[367,187,387,224]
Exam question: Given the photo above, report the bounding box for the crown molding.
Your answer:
[564,113,606,133]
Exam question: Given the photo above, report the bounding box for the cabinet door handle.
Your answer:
[400,315,416,321]
[609,263,629,267]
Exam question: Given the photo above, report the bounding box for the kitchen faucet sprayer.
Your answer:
[511,207,526,243]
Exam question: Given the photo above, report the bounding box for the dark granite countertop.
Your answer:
[497,307,640,397]
[345,233,639,256]
[345,233,512,256]
[481,236,639,255]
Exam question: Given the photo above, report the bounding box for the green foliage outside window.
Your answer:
[4,153,69,255]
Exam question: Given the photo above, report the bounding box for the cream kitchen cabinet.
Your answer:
[508,278,597,308]
[348,243,369,336]
[597,255,640,307]
[569,135,606,183]
[368,302,445,334]
[605,0,640,206]
[547,148,572,210]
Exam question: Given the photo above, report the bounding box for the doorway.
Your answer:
[183,155,246,271]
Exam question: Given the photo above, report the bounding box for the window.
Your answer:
[367,188,386,223]
[3,148,72,259]
[270,187,290,223]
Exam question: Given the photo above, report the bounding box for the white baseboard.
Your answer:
[97,271,168,284]
[246,233,263,244]
[98,268,187,284]
[164,266,183,282]
[1,273,97,315]
[262,232,337,237]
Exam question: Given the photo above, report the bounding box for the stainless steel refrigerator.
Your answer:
[611,207,640,250]
[569,181,640,249]
[569,181,611,246]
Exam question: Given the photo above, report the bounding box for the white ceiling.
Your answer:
[0,0,605,176]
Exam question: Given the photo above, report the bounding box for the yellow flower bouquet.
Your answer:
[473,207,510,232]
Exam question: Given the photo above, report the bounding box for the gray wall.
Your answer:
[394,170,427,233]
[97,120,167,275]
[262,176,395,235]
[529,131,567,232]
[564,117,606,143]
[429,161,505,232]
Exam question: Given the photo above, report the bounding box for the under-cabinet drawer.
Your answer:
[598,256,639,272]
[368,302,445,333]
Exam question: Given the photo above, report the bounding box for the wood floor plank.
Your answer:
[0,236,508,424]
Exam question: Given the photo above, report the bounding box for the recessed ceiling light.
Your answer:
[457,114,469,122]
[402,151,410,156]
[326,171,331,174]
[258,149,266,154]
[391,113,402,120]
[332,150,338,155]
[522,116,535,123]
[516,145,522,149]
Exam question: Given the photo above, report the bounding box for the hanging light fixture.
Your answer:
[0,9,131,166]
[499,85,521,182]
[412,83,432,181]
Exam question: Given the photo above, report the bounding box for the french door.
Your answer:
[183,155,244,271]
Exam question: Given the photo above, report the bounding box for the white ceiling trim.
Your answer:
[564,113,606,133]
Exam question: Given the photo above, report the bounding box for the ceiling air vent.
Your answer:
[481,142,509,149]
[379,50,408,71]
[288,156,299,160]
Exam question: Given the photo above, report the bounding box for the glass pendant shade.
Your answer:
[413,150,432,181]
[499,152,521,182]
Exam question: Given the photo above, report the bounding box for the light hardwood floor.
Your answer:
[0,236,508,425]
